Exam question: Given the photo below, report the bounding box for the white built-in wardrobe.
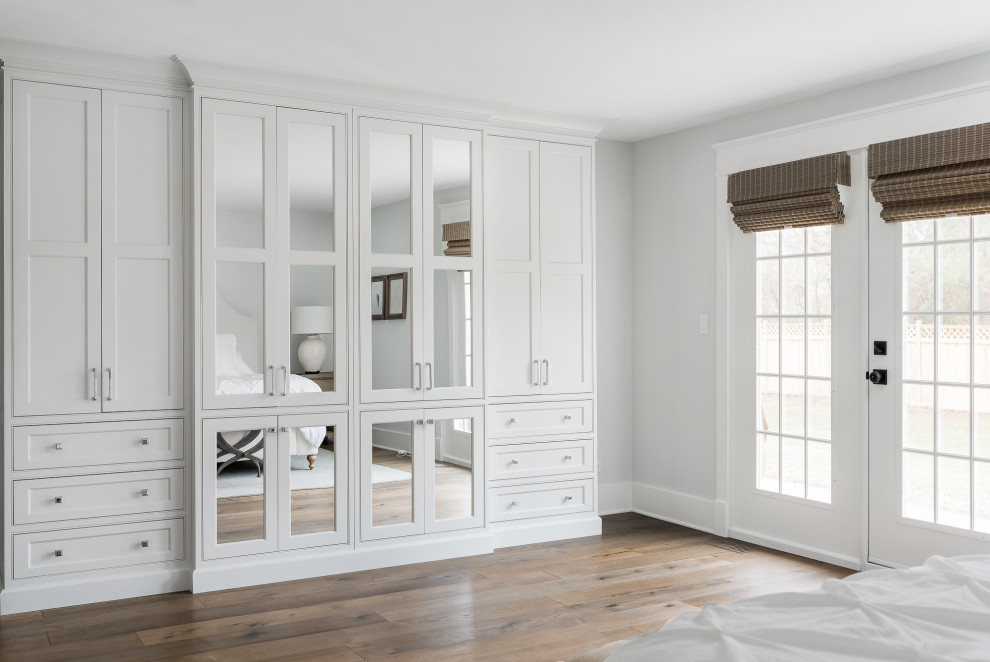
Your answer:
[0,42,603,613]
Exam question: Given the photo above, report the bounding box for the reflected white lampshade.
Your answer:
[291,306,333,373]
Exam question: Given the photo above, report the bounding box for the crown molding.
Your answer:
[0,38,188,93]
[487,107,612,140]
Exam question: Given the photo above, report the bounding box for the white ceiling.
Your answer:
[3,0,990,141]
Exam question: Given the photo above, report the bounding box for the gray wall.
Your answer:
[631,50,990,502]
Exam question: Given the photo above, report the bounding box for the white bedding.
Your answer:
[216,373,325,448]
[602,555,990,662]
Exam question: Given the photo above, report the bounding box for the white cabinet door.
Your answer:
[485,136,542,397]
[539,142,593,394]
[102,91,184,412]
[202,99,279,409]
[12,81,103,416]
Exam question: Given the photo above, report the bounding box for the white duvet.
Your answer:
[606,555,990,662]
[217,373,325,448]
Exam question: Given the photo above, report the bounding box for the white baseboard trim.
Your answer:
[492,514,602,548]
[0,566,191,614]
[192,532,494,593]
[598,481,633,515]
[729,527,863,571]
[632,483,724,534]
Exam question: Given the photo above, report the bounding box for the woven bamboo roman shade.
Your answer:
[868,122,990,223]
[727,153,851,233]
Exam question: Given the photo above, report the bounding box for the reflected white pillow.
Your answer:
[216,333,255,378]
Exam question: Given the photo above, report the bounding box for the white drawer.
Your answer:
[489,439,594,481]
[488,401,593,440]
[13,519,184,579]
[490,479,594,522]
[13,469,184,525]
[13,420,183,471]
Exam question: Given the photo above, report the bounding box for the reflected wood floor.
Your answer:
[0,514,853,662]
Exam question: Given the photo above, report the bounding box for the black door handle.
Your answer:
[867,369,887,385]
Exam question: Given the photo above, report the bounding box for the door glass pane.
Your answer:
[754,227,832,503]
[290,424,335,536]
[900,216,988,532]
[215,114,264,249]
[371,420,414,527]
[290,265,335,392]
[289,122,334,252]
[215,426,269,544]
[216,262,265,396]
[433,417,474,521]
[370,132,412,255]
[434,270,472,388]
[432,138,472,258]
[372,268,412,390]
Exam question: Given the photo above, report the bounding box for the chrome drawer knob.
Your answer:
[140,437,150,446]
[54,443,64,451]
[510,459,519,465]
[564,455,573,461]
[510,501,519,507]
[54,496,63,504]
[564,415,573,421]
[280,427,288,432]
[508,418,518,424]
[140,489,150,497]
[140,540,150,548]
[54,549,63,557]
[564,495,574,502]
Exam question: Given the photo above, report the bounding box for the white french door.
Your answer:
[868,203,990,567]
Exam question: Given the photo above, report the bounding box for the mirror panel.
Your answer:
[290,265,335,391]
[289,122,335,253]
[372,267,412,390]
[370,131,412,254]
[289,424,336,536]
[215,114,265,249]
[371,420,415,527]
[433,270,473,388]
[214,426,270,544]
[432,417,474,521]
[432,138,472,258]
[216,262,265,396]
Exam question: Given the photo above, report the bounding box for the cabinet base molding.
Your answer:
[0,565,190,615]
[491,513,602,548]
[193,532,494,593]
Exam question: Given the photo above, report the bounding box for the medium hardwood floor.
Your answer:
[0,514,853,662]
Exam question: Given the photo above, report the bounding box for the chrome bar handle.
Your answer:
[542,359,549,386]
[414,362,422,390]
[267,365,275,396]
[426,362,433,390]
[280,365,288,397]
[106,367,113,401]
[533,360,540,386]
[91,368,99,401]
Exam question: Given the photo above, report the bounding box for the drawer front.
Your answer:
[13,519,184,579]
[13,420,183,471]
[13,469,184,525]
[488,401,593,440]
[490,479,593,522]
[489,439,594,481]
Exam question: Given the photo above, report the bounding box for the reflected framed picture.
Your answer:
[371,275,386,320]
[385,272,408,320]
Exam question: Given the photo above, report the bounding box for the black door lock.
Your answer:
[867,369,887,385]
[873,341,887,356]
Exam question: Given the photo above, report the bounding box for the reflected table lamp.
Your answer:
[291,305,333,373]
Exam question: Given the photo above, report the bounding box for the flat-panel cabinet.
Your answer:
[202,412,348,559]
[12,81,183,415]
[359,118,483,403]
[202,99,348,409]
[360,407,483,541]
[486,137,593,396]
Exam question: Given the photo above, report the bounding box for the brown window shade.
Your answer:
[868,122,990,223]
[727,153,851,233]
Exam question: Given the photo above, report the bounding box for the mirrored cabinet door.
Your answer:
[276,108,348,405]
[203,99,278,409]
[423,126,483,400]
[203,416,279,559]
[278,412,348,549]
[360,409,424,541]
[360,118,424,402]
[425,407,484,533]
